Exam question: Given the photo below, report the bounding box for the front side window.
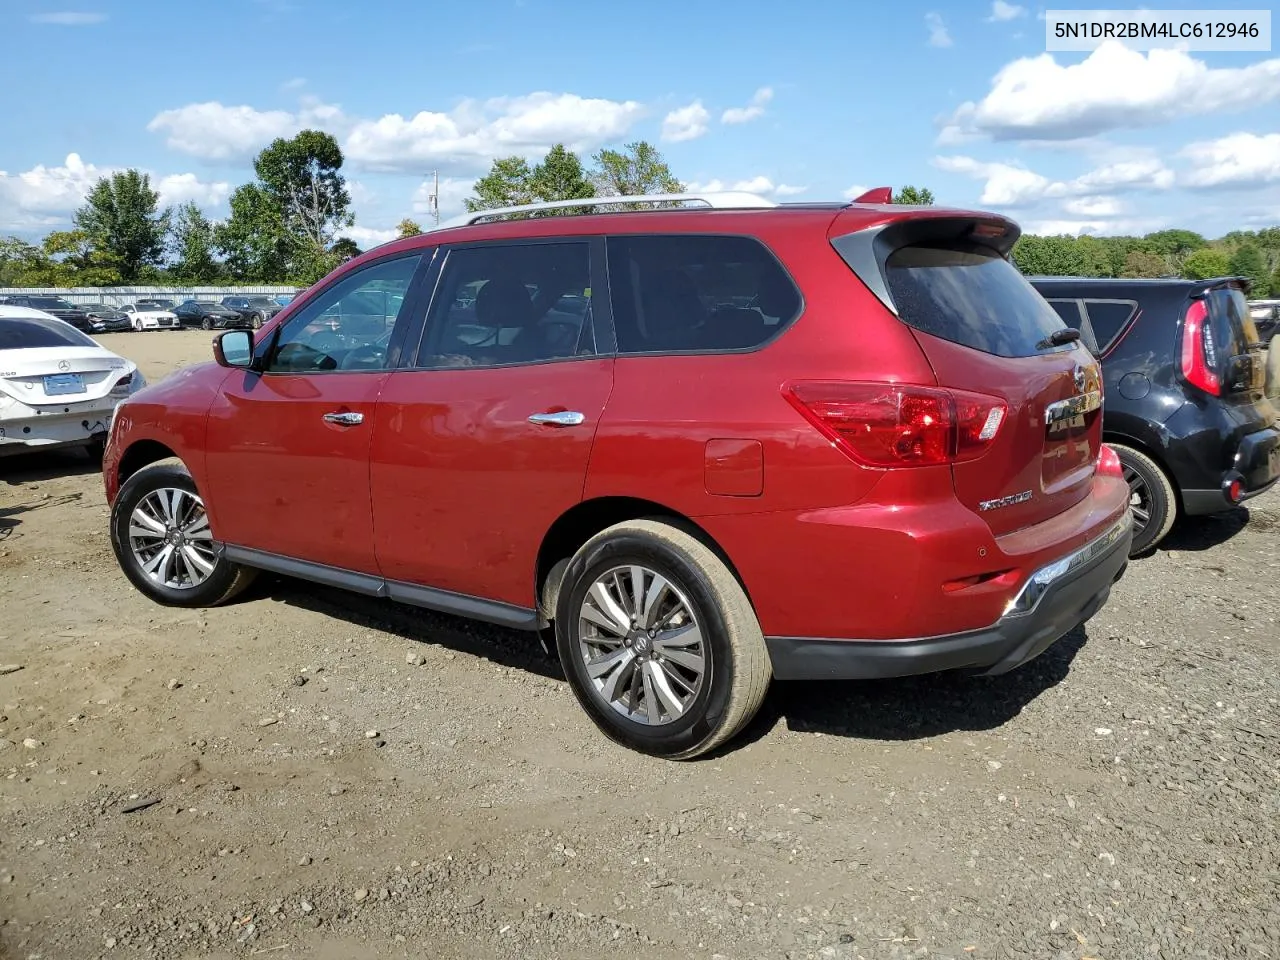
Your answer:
[266,254,422,373]
[606,234,801,354]
[420,241,593,368]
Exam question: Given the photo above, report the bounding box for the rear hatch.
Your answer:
[0,347,132,406]
[1188,281,1270,406]
[831,216,1102,536]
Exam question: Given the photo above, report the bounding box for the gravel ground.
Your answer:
[1,330,1277,960]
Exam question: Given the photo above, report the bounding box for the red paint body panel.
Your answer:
[203,371,387,572]
[369,359,614,606]
[703,439,764,497]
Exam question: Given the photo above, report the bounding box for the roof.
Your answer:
[0,304,63,321]
[1029,275,1249,289]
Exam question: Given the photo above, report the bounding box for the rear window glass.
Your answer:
[606,235,801,354]
[0,317,98,350]
[1082,300,1136,351]
[884,244,1070,358]
[1206,286,1259,358]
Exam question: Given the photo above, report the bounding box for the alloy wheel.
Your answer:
[128,487,217,589]
[1122,464,1151,537]
[576,564,708,726]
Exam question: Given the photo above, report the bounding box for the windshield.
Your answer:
[28,297,78,311]
[250,298,277,307]
[884,243,1071,358]
[198,301,226,309]
[0,316,100,350]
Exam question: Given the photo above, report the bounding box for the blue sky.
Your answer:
[1,0,1278,246]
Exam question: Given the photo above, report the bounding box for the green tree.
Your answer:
[396,218,423,238]
[528,144,594,207]
[590,141,683,199]
[1229,242,1270,296]
[1011,235,1091,275]
[254,130,353,265]
[0,236,44,285]
[170,202,221,282]
[1121,250,1170,278]
[465,157,536,212]
[73,169,170,282]
[1271,264,1280,299]
[330,237,361,261]
[1181,247,1232,281]
[1074,235,1114,277]
[892,185,935,205]
[39,229,121,286]
[216,184,291,282]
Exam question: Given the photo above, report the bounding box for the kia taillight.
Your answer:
[1180,299,1220,395]
[784,382,1006,468]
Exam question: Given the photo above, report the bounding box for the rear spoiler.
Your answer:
[829,214,1022,318]
[1188,275,1253,298]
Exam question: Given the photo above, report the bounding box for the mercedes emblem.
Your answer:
[57,359,71,371]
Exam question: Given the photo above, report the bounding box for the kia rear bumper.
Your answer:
[765,510,1133,681]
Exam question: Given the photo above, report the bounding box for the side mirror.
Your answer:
[214,329,255,369]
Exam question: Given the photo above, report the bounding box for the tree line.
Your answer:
[2,132,1275,300]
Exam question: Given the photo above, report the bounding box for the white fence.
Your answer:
[0,286,301,308]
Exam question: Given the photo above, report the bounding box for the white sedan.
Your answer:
[0,305,146,458]
[122,302,179,331]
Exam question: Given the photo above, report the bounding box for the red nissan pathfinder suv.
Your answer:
[103,190,1133,759]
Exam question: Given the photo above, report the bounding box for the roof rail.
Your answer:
[437,191,778,229]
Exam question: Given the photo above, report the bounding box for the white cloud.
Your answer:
[661,101,710,142]
[685,176,807,198]
[148,103,300,161]
[281,77,307,91]
[343,93,643,173]
[412,177,474,222]
[0,154,228,231]
[721,87,773,125]
[155,173,231,210]
[842,184,869,200]
[987,0,1025,21]
[338,225,398,248]
[28,11,107,25]
[1060,195,1126,217]
[925,12,953,48]
[1022,216,1169,237]
[944,41,1280,142]
[1180,132,1280,189]
[935,154,1174,208]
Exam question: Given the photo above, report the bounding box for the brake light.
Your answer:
[1096,443,1123,479]
[784,381,1006,467]
[1180,300,1220,395]
[110,372,133,395]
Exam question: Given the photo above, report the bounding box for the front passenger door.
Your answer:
[202,252,428,573]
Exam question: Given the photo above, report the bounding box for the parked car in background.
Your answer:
[137,299,176,311]
[122,303,179,331]
[1249,300,1279,345]
[274,294,296,306]
[220,296,282,329]
[0,305,145,459]
[1030,276,1279,555]
[0,295,93,333]
[103,190,1133,759]
[174,300,251,330]
[81,303,133,333]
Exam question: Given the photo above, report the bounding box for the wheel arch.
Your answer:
[535,497,753,622]
[1103,429,1182,500]
[116,438,182,488]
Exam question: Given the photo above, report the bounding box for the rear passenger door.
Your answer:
[369,238,614,612]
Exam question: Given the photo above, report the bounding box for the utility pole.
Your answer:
[426,170,440,227]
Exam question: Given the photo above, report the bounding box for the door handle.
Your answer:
[323,411,364,426]
[528,410,585,427]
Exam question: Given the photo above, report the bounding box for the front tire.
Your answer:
[200,317,212,331]
[1113,443,1177,555]
[555,519,771,759]
[110,462,256,607]
[252,313,264,330]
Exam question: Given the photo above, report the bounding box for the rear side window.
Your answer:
[606,235,801,354]
[1082,300,1136,352]
[884,244,1069,358]
[0,317,98,349]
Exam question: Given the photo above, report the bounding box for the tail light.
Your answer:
[1180,300,1220,395]
[784,381,1006,468]
[1096,443,1123,479]
[110,372,134,395]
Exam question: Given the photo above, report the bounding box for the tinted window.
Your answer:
[1047,299,1083,329]
[1206,286,1259,358]
[267,254,422,373]
[885,244,1069,358]
[0,317,98,350]
[421,242,593,367]
[1082,300,1136,351]
[606,235,800,354]
[28,297,77,310]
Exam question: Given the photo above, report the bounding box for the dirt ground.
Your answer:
[2,329,1278,960]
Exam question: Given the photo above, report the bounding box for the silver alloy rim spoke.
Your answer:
[577,564,708,727]
[129,488,216,590]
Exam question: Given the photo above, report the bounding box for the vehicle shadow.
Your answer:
[0,447,102,484]
[736,625,1091,748]
[256,576,563,681]
[1160,508,1250,553]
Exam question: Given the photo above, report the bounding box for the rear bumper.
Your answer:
[1181,423,1280,515]
[765,510,1133,680]
[0,410,114,454]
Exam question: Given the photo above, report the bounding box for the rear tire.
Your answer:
[1112,443,1176,555]
[110,462,256,607]
[555,519,771,759]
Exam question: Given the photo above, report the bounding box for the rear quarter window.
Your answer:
[606,234,801,354]
[1082,300,1137,352]
[884,244,1069,358]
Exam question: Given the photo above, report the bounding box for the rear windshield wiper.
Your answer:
[1037,328,1081,350]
